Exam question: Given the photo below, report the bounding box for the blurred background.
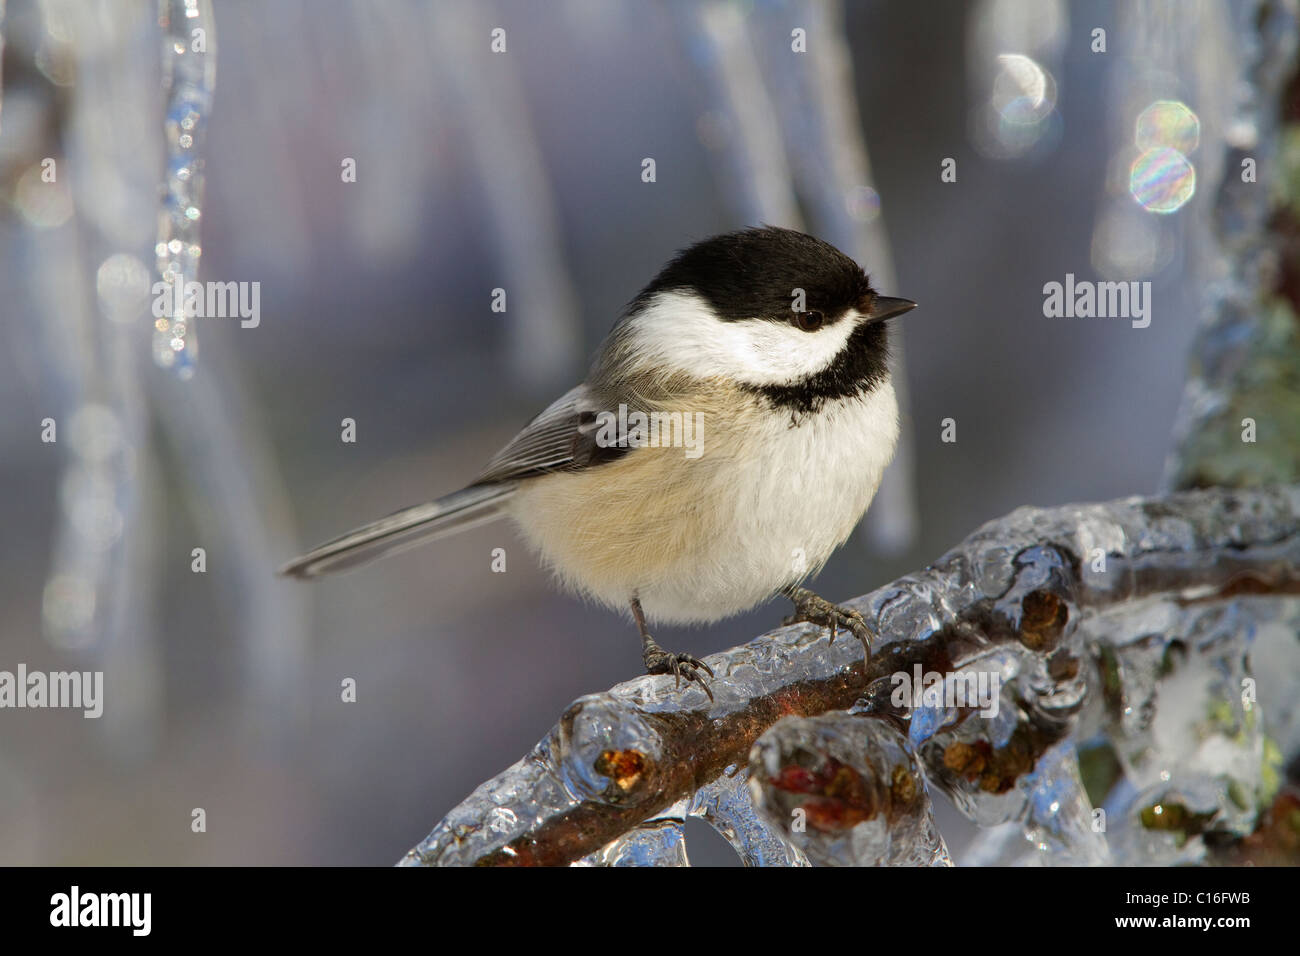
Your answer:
[0,0,1241,863]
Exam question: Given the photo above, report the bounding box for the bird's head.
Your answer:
[608,226,915,410]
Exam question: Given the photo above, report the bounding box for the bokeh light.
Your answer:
[1136,99,1200,154]
[845,185,881,223]
[1130,145,1196,213]
[15,161,73,228]
[994,53,1055,125]
[1091,203,1171,278]
[971,52,1060,159]
[96,253,152,324]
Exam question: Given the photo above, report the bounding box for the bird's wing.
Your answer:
[473,383,629,484]
[281,384,630,579]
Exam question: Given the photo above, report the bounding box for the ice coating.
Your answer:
[575,800,690,867]
[748,712,951,867]
[401,484,1300,866]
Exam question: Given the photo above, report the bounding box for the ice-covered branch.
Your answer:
[400,482,1300,866]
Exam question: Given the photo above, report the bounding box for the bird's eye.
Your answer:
[794,310,825,332]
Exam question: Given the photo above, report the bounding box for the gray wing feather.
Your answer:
[475,384,616,484]
[279,483,515,578]
[282,385,619,579]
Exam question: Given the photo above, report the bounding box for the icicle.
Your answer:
[1019,742,1109,864]
[1085,595,1296,864]
[677,0,803,228]
[689,768,810,866]
[153,0,216,379]
[425,0,581,392]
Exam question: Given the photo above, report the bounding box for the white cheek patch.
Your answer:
[624,289,859,387]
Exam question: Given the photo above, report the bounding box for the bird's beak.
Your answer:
[865,296,917,323]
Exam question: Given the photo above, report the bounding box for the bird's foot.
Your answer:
[783,586,874,662]
[642,639,715,701]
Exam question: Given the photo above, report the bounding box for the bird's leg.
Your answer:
[782,585,874,662]
[631,596,714,701]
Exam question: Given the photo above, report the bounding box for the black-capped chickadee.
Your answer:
[281,226,916,699]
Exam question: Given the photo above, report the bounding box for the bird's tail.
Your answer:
[279,483,516,579]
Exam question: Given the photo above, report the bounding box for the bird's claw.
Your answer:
[643,641,715,701]
[784,587,874,663]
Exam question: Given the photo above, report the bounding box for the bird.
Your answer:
[281,226,916,700]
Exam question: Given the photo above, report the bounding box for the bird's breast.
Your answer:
[508,379,900,624]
